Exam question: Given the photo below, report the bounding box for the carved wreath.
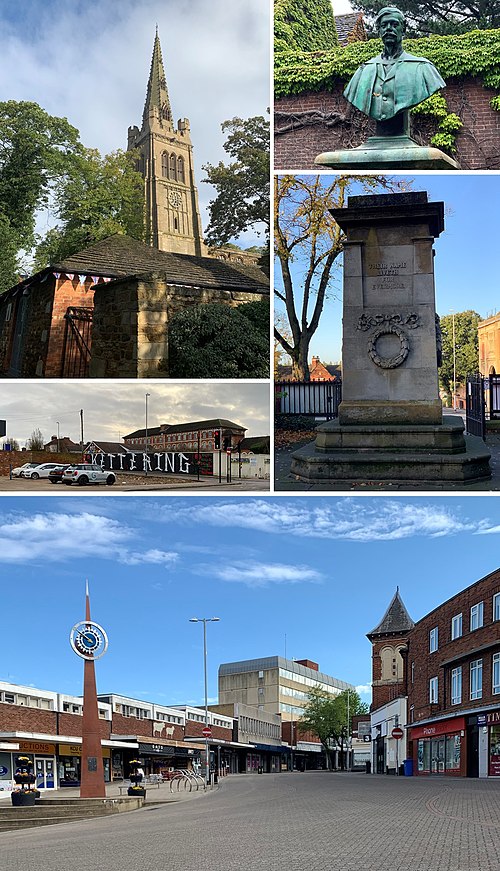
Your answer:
[357,312,420,332]
[367,325,410,369]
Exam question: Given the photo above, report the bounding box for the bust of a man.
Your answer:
[343,7,445,123]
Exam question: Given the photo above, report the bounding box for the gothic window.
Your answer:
[169,154,177,180]
[177,156,185,183]
[380,645,404,681]
[161,152,169,178]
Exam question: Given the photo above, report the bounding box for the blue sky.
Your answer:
[2,495,500,707]
[275,174,500,364]
[1,0,269,250]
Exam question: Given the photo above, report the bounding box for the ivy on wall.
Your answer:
[275,29,500,154]
[275,29,500,95]
[274,0,338,53]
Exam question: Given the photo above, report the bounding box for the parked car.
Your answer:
[62,464,116,486]
[24,463,61,480]
[48,464,72,484]
[11,462,41,478]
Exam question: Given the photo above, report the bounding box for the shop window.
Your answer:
[493,653,500,695]
[470,659,483,699]
[429,676,438,704]
[445,735,461,770]
[417,738,430,772]
[429,627,438,653]
[451,613,462,640]
[494,593,500,622]
[451,666,462,705]
[470,602,484,631]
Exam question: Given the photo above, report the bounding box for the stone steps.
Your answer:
[0,796,143,831]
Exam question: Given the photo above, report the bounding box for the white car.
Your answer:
[11,462,41,478]
[24,463,62,480]
[62,464,116,486]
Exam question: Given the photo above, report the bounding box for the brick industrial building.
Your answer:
[369,568,500,777]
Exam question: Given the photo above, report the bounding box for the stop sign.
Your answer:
[202,726,212,737]
[392,727,404,739]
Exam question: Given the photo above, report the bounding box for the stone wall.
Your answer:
[90,273,268,378]
[275,77,500,170]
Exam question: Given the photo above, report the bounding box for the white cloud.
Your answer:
[202,560,323,588]
[355,684,372,696]
[0,509,179,567]
[154,499,483,542]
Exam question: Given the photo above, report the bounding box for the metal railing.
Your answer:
[275,380,342,419]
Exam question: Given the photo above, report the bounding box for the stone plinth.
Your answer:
[291,191,491,485]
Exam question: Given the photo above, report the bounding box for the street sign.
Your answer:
[202,727,212,738]
[392,727,404,739]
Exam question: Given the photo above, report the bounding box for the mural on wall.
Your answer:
[88,451,214,476]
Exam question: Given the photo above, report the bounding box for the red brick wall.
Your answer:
[370,637,408,712]
[44,278,95,377]
[408,568,500,722]
[0,450,79,477]
[0,704,56,733]
[275,77,500,170]
[151,722,184,742]
[112,712,153,737]
[184,720,232,742]
[282,721,320,745]
[58,712,111,740]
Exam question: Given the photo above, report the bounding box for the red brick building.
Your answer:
[370,569,500,778]
[123,418,246,453]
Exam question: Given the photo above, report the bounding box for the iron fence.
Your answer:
[275,380,342,419]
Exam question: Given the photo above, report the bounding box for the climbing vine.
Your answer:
[274,0,338,53]
[275,29,500,155]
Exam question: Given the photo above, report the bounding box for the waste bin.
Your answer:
[403,759,413,776]
[365,761,371,774]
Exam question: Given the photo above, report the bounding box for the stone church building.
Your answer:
[0,31,268,378]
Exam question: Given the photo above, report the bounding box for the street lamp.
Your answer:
[189,617,220,786]
[145,393,150,477]
[56,421,60,454]
[450,310,457,410]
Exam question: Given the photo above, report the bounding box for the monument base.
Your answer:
[338,399,443,427]
[290,416,491,484]
[315,135,459,170]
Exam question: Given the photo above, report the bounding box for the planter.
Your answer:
[127,787,146,797]
[11,791,37,807]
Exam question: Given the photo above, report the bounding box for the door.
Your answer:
[467,725,479,777]
[431,738,445,773]
[35,758,55,789]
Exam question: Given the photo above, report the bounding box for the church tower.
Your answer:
[128,29,206,257]
[367,588,414,712]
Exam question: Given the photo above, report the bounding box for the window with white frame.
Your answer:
[493,653,500,695]
[429,676,438,704]
[470,659,483,699]
[451,667,462,705]
[451,613,462,640]
[494,593,500,622]
[429,627,438,653]
[470,602,484,631]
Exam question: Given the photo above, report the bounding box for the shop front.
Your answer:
[410,716,465,776]
[137,741,200,775]
[0,740,57,792]
[478,709,500,777]
[58,743,111,785]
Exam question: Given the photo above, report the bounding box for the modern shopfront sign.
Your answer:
[138,743,194,757]
[58,744,111,758]
[410,716,465,740]
[18,741,56,754]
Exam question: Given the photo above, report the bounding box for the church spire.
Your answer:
[142,29,172,129]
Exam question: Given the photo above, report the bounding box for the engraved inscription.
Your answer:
[367,259,409,290]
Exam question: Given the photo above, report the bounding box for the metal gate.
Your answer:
[275,380,342,419]
[61,307,93,378]
[466,374,486,440]
[486,375,500,419]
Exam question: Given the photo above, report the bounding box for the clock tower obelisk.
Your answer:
[128,28,206,257]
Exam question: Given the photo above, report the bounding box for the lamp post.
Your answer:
[145,393,150,477]
[56,421,60,454]
[450,310,457,410]
[189,617,220,786]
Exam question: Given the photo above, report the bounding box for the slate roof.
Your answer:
[124,419,246,439]
[85,441,129,454]
[334,13,366,44]
[53,235,269,294]
[367,589,414,639]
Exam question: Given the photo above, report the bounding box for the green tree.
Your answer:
[168,302,270,378]
[0,213,20,291]
[0,101,80,255]
[202,116,270,248]
[33,148,145,268]
[274,175,409,381]
[26,428,45,451]
[274,0,338,52]
[351,0,500,36]
[299,687,368,770]
[439,310,481,403]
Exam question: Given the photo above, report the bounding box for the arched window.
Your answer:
[177,156,185,183]
[169,154,177,180]
[161,152,169,178]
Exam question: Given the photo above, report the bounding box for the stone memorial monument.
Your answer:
[291,191,491,484]
[315,7,459,170]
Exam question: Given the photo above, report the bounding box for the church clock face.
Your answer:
[168,189,182,209]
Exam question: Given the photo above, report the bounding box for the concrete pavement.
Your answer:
[2,772,500,870]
